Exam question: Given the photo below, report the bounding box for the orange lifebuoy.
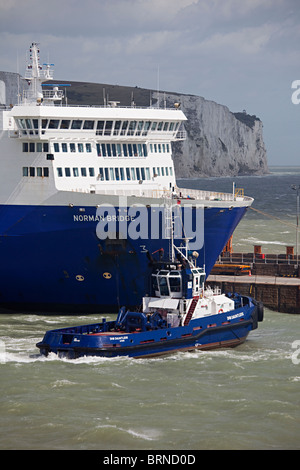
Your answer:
[218,308,223,313]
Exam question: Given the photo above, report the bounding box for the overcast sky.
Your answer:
[0,0,299,166]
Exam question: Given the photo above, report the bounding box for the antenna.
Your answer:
[157,65,160,108]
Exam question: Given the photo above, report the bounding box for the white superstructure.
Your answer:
[0,43,188,206]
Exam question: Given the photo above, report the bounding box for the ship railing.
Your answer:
[87,186,252,202]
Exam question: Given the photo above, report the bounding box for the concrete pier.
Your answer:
[206,274,300,314]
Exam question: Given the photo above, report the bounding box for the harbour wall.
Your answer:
[207,275,300,314]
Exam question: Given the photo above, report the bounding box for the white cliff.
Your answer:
[0,71,268,177]
[153,91,268,177]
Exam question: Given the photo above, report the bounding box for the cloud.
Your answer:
[0,0,299,163]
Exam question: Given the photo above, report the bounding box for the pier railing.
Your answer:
[219,252,300,266]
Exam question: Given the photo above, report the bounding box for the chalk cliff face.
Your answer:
[0,71,268,177]
[152,91,268,177]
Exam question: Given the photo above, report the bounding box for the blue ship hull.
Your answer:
[36,298,262,359]
[0,203,248,313]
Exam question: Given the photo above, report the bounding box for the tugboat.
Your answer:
[36,228,263,359]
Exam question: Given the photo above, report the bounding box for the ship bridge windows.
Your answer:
[22,142,49,152]
[96,142,148,158]
[23,166,49,177]
[71,120,83,130]
[60,120,70,129]
[94,119,179,137]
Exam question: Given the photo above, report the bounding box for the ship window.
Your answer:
[62,143,67,152]
[157,122,163,131]
[81,168,87,177]
[65,168,71,177]
[70,143,76,152]
[169,276,181,292]
[120,167,125,180]
[29,142,35,152]
[123,144,128,157]
[25,119,32,129]
[89,168,95,177]
[136,121,144,135]
[133,144,137,156]
[146,168,150,180]
[57,167,63,177]
[159,276,169,296]
[104,168,109,180]
[54,143,59,152]
[43,167,49,177]
[109,168,115,180]
[131,168,136,180]
[158,144,161,153]
[78,143,84,152]
[128,121,137,135]
[43,143,49,152]
[163,122,169,131]
[42,119,48,129]
[136,168,141,180]
[169,122,174,131]
[37,167,43,177]
[32,119,39,129]
[116,144,122,156]
[73,168,79,177]
[60,120,70,129]
[98,168,104,180]
[114,121,121,135]
[144,121,151,132]
[71,120,82,130]
[23,167,29,176]
[96,121,105,135]
[83,120,94,130]
[121,121,128,135]
[48,120,60,129]
[101,144,106,156]
[96,144,101,156]
[29,167,35,177]
[165,167,169,176]
[18,119,26,129]
[37,143,42,152]
[169,167,173,176]
[161,167,164,176]
[112,144,117,157]
[151,122,157,131]
[156,167,160,176]
[86,143,92,153]
[23,143,28,152]
[141,168,145,180]
[106,144,111,157]
[104,121,113,135]
[126,168,131,180]
[128,144,133,157]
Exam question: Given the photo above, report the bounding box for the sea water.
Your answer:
[0,167,299,450]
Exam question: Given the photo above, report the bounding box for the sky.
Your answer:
[0,0,299,166]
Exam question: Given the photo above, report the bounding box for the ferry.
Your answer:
[36,234,263,359]
[0,43,253,314]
